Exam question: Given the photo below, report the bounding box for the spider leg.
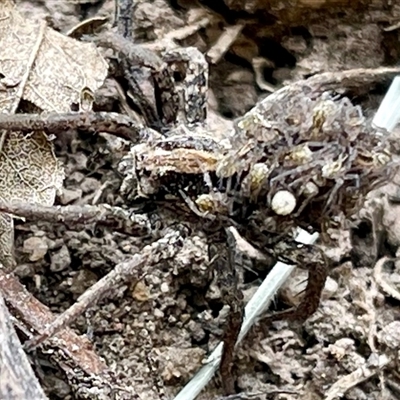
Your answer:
[210,228,244,395]
[114,0,135,40]
[294,191,318,217]
[323,177,344,214]
[161,47,208,127]
[264,260,328,324]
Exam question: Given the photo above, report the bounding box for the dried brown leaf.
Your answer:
[0,0,108,113]
[0,0,108,268]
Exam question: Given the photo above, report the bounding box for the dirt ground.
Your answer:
[7,0,400,399]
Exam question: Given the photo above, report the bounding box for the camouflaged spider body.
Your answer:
[121,78,393,240]
[116,40,395,252]
[214,89,393,232]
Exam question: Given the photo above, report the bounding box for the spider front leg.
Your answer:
[323,177,344,214]
[323,172,362,214]
[294,181,319,217]
[156,47,209,128]
[209,227,244,396]
[263,240,328,325]
[344,172,361,191]
[265,260,328,324]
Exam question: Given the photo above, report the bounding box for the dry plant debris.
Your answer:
[0,0,107,269]
[1,0,400,399]
[0,268,140,399]
[0,290,47,400]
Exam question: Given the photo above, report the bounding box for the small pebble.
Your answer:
[58,187,82,204]
[81,177,100,193]
[23,236,48,261]
[50,245,71,272]
[160,282,169,293]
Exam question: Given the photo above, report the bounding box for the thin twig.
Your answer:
[0,201,151,237]
[305,66,400,92]
[0,270,108,373]
[0,291,48,400]
[0,111,147,142]
[0,270,141,398]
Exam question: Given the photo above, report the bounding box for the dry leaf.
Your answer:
[0,0,108,268]
[0,0,108,113]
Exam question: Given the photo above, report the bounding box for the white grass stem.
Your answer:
[173,228,319,400]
